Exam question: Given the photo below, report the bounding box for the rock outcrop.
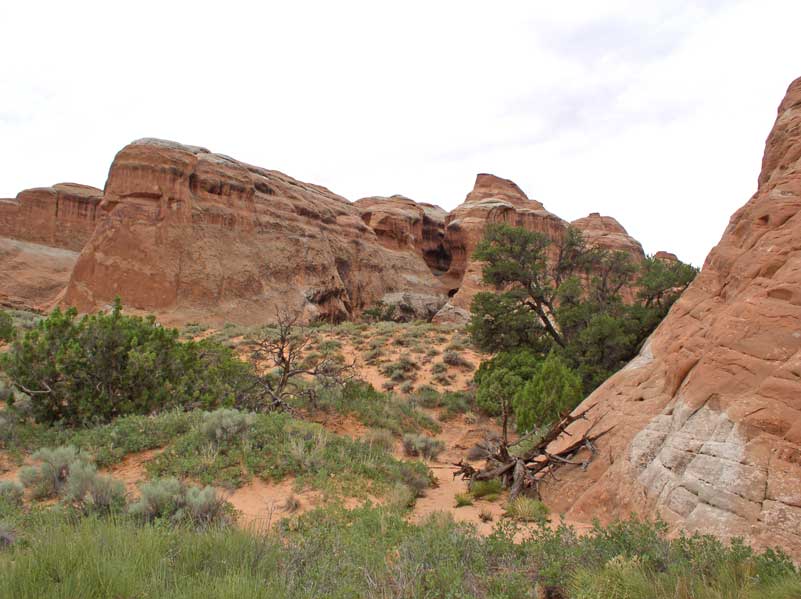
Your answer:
[433,174,568,323]
[0,183,102,251]
[354,195,450,275]
[0,183,100,310]
[542,77,801,559]
[0,237,79,310]
[62,139,447,325]
[570,212,645,260]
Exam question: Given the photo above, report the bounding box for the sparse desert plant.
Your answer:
[128,477,185,522]
[387,482,416,510]
[479,508,494,522]
[470,479,502,499]
[364,428,395,453]
[0,481,23,507]
[200,408,254,445]
[399,381,414,394]
[402,434,445,460]
[19,446,91,499]
[505,496,549,523]
[362,348,382,362]
[432,373,451,386]
[431,362,447,374]
[283,494,301,513]
[0,522,15,549]
[62,461,126,515]
[398,463,432,498]
[442,350,472,369]
[0,310,14,342]
[129,477,230,528]
[184,485,230,527]
[454,492,473,507]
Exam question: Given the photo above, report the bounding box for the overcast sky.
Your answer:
[1,1,799,266]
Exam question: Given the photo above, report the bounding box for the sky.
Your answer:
[1,1,800,266]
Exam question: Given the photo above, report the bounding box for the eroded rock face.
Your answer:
[433,174,568,322]
[354,195,450,275]
[0,237,78,309]
[62,139,446,325]
[542,77,801,559]
[571,212,645,260]
[0,183,102,251]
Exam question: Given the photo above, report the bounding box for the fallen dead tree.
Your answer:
[453,403,614,500]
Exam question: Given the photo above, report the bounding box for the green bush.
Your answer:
[442,350,472,369]
[0,310,13,342]
[200,409,253,446]
[504,496,549,523]
[470,479,502,499]
[0,522,14,550]
[128,477,231,529]
[401,434,445,460]
[0,482,23,507]
[513,351,583,430]
[19,446,91,499]
[62,461,126,515]
[0,300,254,426]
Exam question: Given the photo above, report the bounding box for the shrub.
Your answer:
[504,496,549,523]
[283,494,301,513]
[0,481,23,506]
[479,508,494,522]
[0,310,13,342]
[19,446,90,499]
[454,493,473,507]
[513,351,583,430]
[200,409,253,445]
[470,479,502,499]
[402,434,445,460]
[387,482,416,510]
[364,428,395,453]
[0,521,14,549]
[431,362,447,374]
[62,461,126,515]
[0,300,254,426]
[129,477,230,528]
[442,350,472,369]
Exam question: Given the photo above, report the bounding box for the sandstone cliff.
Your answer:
[541,77,801,559]
[62,139,447,325]
[0,183,102,252]
[0,183,99,309]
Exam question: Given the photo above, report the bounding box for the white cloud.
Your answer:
[1,0,799,265]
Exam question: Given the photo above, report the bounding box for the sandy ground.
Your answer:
[0,322,595,535]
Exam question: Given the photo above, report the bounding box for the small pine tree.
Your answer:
[513,352,583,431]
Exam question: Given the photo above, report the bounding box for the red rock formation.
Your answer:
[354,195,450,274]
[0,183,102,251]
[62,139,447,325]
[433,174,568,323]
[654,250,679,262]
[570,212,645,260]
[0,237,78,310]
[541,77,801,559]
